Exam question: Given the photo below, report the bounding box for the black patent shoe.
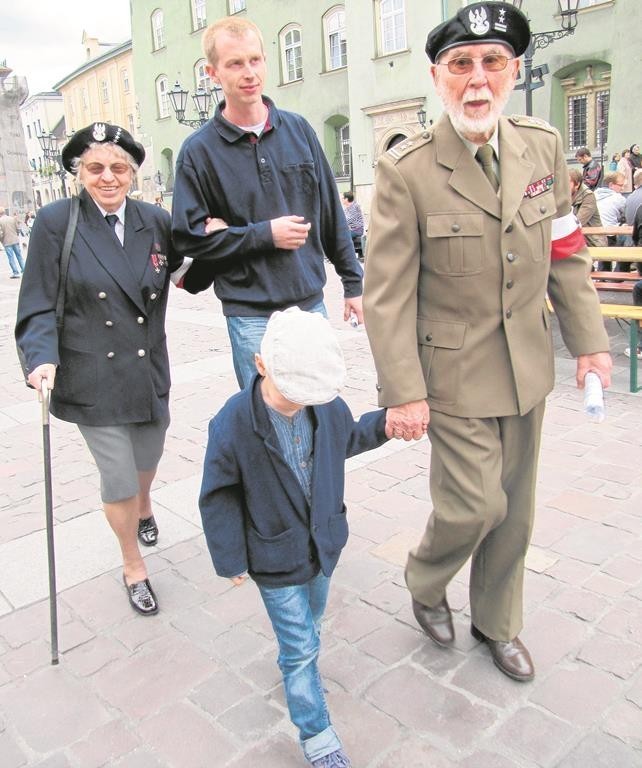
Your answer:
[138,515,159,546]
[123,575,158,615]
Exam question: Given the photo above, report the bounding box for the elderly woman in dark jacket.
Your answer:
[568,168,607,249]
[15,123,212,615]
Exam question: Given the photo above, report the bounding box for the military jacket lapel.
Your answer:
[498,117,536,229]
[123,201,158,284]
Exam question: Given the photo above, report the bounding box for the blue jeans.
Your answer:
[4,243,24,276]
[258,571,342,763]
[226,301,327,388]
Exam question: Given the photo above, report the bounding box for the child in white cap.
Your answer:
[199,307,391,767]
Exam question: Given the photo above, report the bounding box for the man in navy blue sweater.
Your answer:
[199,308,392,767]
[172,17,363,388]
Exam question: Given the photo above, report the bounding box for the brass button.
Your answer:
[150,293,157,300]
[506,309,512,319]
[505,224,513,233]
[425,333,433,342]
[98,291,107,299]
[506,280,514,289]
[105,320,113,327]
[107,352,115,359]
[137,349,146,357]
[507,252,516,263]
[137,316,144,324]
[539,206,547,214]
[451,223,461,233]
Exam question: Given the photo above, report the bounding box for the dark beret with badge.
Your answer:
[425,1,531,63]
[61,122,146,173]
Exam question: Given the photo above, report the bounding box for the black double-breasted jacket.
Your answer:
[15,190,212,426]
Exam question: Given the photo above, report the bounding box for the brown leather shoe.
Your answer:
[412,597,454,647]
[471,625,534,681]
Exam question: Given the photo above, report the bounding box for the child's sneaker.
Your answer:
[311,749,352,767]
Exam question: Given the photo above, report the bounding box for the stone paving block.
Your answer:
[2,638,52,678]
[157,539,203,565]
[111,613,172,652]
[544,558,595,585]
[550,521,635,565]
[556,731,642,768]
[349,510,410,545]
[68,718,141,768]
[141,569,206,615]
[584,571,632,598]
[525,546,559,573]
[524,571,560,612]
[367,452,426,482]
[547,586,610,622]
[366,666,496,750]
[31,756,72,768]
[602,699,642,749]
[360,580,407,615]
[577,632,642,679]
[360,487,427,520]
[520,608,588,675]
[597,598,642,642]
[225,733,302,768]
[201,580,264,627]
[321,641,386,693]
[138,702,238,768]
[211,625,273,668]
[457,751,521,768]
[376,738,458,768]
[0,729,28,768]
[57,619,95,653]
[112,749,169,768]
[357,618,425,666]
[547,490,623,523]
[369,529,420,568]
[327,600,389,643]
[451,652,530,708]
[239,653,282,693]
[169,551,219,584]
[601,554,642,584]
[0,598,72,649]
[494,705,576,766]
[530,664,621,726]
[92,635,214,720]
[626,670,642,708]
[169,605,229,655]
[0,665,110,752]
[396,472,431,502]
[63,634,129,677]
[190,668,254,718]
[216,693,284,741]
[332,556,394,593]
[411,640,469,679]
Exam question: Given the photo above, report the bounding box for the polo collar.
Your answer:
[213,96,279,144]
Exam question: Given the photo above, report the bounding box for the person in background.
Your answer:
[199,307,391,768]
[15,123,212,617]
[617,149,633,195]
[0,206,25,279]
[608,152,621,172]
[172,17,363,390]
[364,2,611,683]
[629,143,642,171]
[575,146,603,190]
[569,168,607,249]
[595,171,627,272]
[341,191,364,257]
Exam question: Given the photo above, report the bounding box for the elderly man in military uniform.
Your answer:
[363,2,611,681]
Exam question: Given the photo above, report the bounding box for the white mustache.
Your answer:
[463,88,493,104]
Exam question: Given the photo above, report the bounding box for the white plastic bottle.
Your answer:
[584,371,605,423]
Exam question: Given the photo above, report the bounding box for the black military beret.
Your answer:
[61,123,146,173]
[425,2,531,63]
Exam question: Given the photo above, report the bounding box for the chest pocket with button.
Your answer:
[518,190,554,262]
[425,212,484,276]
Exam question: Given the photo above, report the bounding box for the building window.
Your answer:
[195,58,209,91]
[26,124,31,139]
[324,7,347,71]
[128,114,135,135]
[379,0,406,55]
[156,75,170,119]
[192,0,207,30]
[152,9,165,50]
[596,90,609,149]
[122,69,130,92]
[562,64,611,153]
[101,79,110,103]
[568,95,587,150]
[281,25,303,83]
[329,122,351,178]
[229,0,246,13]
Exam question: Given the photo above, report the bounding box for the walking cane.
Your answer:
[41,380,59,665]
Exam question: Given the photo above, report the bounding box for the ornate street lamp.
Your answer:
[37,132,68,198]
[416,107,427,129]
[169,80,222,128]
[511,1,580,117]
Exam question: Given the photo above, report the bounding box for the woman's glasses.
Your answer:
[438,54,513,75]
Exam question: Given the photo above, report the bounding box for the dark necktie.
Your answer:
[476,144,500,193]
[105,214,119,230]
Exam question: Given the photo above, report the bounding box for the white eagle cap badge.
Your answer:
[92,123,107,142]
[469,6,490,36]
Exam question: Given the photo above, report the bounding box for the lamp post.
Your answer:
[511,1,580,117]
[37,132,68,198]
[168,80,222,128]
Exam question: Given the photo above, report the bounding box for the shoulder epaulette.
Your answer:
[508,115,555,133]
[386,130,433,162]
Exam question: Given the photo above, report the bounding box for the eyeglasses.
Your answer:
[83,162,131,176]
[438,54,513,75]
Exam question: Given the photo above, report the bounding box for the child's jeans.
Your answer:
[258,571,342,763]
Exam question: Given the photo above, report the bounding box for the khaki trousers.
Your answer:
[405,401,545,641]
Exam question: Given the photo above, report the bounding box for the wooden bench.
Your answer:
[591,271,639,293]
[582,225,633,237]
[547,299,642,393]
[586,246,642,264]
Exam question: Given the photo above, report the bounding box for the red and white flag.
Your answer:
[550,211,585,261]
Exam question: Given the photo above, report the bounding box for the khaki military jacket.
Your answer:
[363,114,609,418]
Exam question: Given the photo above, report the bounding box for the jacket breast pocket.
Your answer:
[518,192,554,262]
[282,161,318,195]
[425,212,484,275]
[418,317,466,406]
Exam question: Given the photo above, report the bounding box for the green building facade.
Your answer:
[131,1,641,213]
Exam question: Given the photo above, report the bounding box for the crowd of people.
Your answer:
[10,3,632,767]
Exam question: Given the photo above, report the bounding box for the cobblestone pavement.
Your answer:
[0,265,641,768]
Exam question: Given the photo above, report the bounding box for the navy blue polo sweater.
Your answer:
[172,97,363,317]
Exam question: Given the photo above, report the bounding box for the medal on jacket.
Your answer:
[150,247,167,273]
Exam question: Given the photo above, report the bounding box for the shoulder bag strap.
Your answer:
[55,195,80,330]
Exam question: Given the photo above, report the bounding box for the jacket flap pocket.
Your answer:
[520,192,555,226]
[417,317,466,349]
[426,212,483,238]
